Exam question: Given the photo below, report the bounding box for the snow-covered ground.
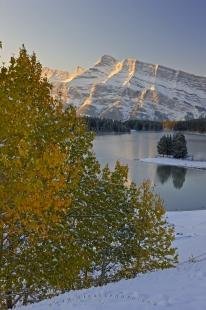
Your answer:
[141,157,206,169]
[19,210,206,310]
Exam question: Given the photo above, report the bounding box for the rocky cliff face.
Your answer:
[42,55,206,121]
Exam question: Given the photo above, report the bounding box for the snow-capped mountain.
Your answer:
[42,55,206,121]
[42,66,85,102]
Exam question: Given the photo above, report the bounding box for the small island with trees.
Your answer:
[157,133,188,159]
[141,133,206,170]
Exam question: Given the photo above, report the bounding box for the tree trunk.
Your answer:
[98,261,107,286]
[6,291,13,309]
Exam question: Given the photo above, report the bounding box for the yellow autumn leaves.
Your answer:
[0,46,177,309]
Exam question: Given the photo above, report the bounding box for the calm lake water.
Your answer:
[93,131,206,211]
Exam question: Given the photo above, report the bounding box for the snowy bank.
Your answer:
[18,210,206,310]
[141,157,206,169]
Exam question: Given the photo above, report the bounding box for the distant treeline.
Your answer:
[84,117,163,133]
[84,117,130,133]
[173,118,206,133]
[84,117,206,134]
[124,119,163,131]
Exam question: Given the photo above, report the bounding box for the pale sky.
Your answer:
[0,0,206,76]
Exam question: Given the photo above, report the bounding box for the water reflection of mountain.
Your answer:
[156,165,187,189]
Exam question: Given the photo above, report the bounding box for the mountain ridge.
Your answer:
[42,55,206,121]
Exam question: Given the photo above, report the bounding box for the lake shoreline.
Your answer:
[141,157,206,170]
[94,131,206,211]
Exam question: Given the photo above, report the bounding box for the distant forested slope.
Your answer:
[84,117,163,133]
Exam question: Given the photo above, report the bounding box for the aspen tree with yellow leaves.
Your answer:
[0,46,177,309]
[0,46,93,308]
[70,162,178,287]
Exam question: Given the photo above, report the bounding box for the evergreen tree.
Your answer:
[157,133,187,158]
[157,135,173,156]
[172,133,188,158]
[166,134,173,155]
[157,135,167,156]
